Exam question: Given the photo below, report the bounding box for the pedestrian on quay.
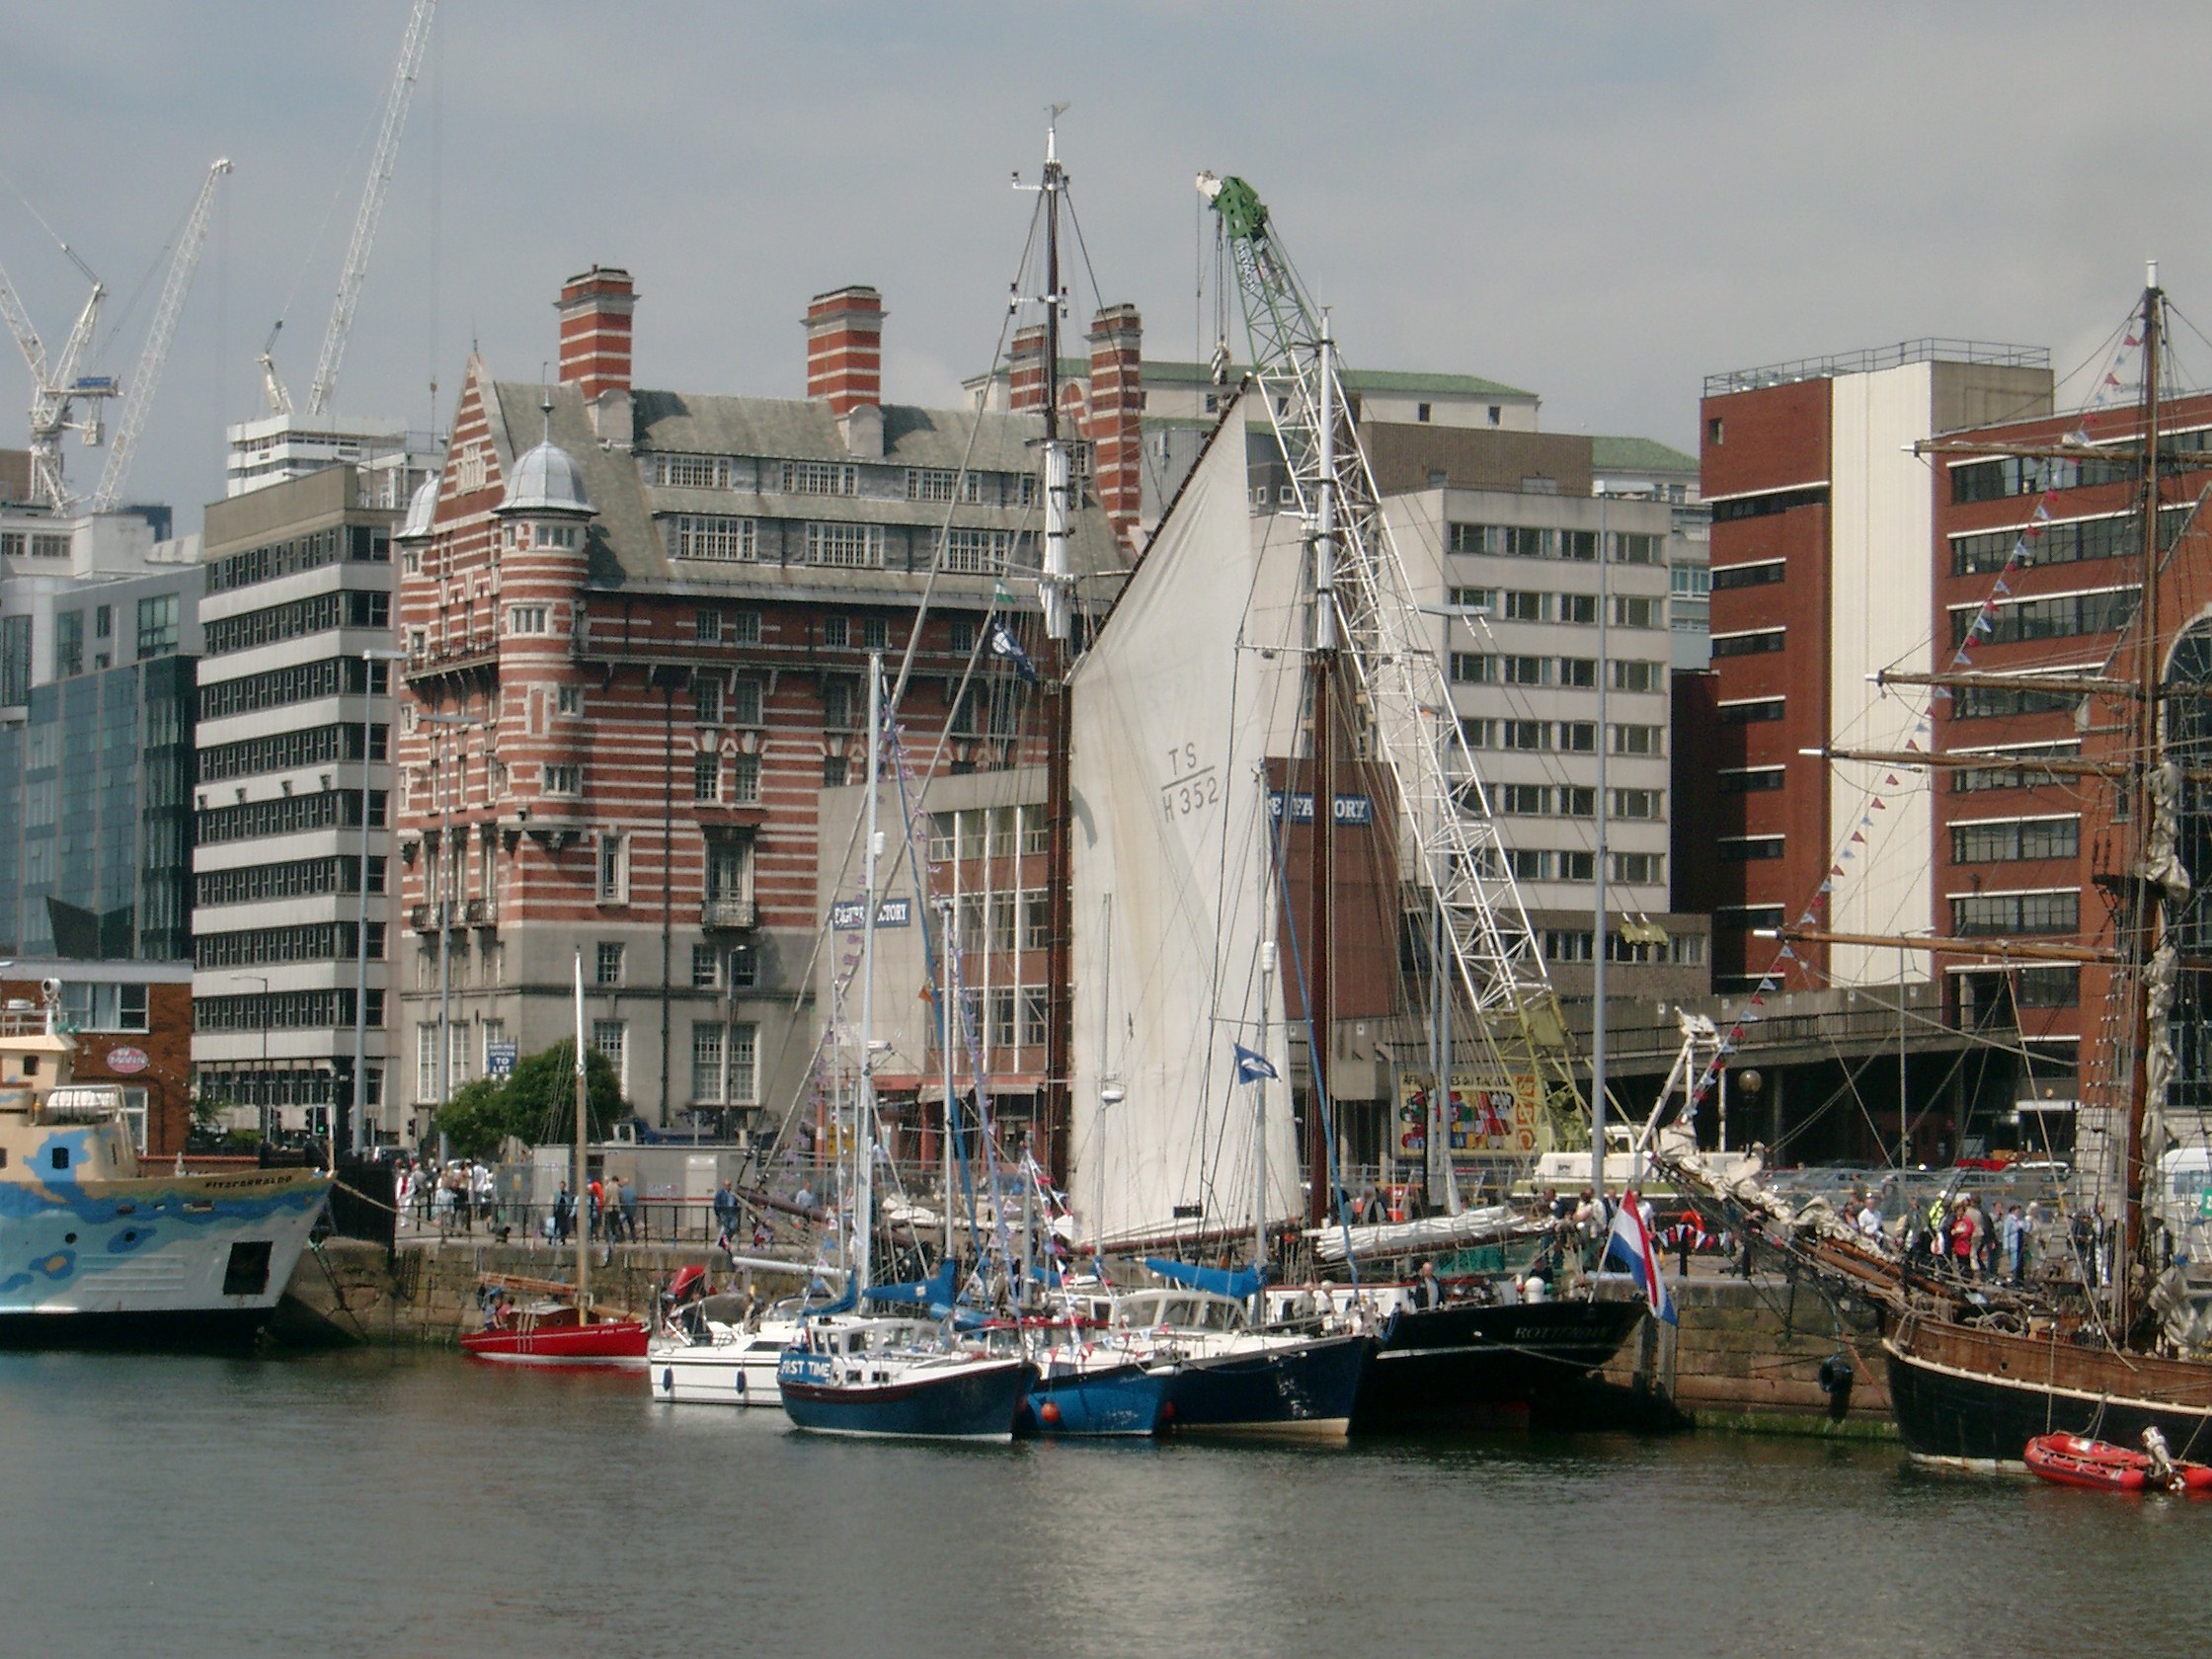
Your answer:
[1970,1196,1995,1280]
[553,1182,574,1245]
[474,1161,498,1229]
[588,1176,604,1241]
[1414,1259,1445,1310]
[2001,1203,2025,1285]
[714,1179,739,1241]
[1948,1201,1975,1279]
[618,1175,639,1244]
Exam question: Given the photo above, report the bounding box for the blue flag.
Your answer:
[989,622,1039,683]
[1232,1044,1278,1084]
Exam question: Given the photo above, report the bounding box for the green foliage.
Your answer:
[434,1041,627,1158]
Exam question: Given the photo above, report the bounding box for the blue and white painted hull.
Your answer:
[1016,1358,1170,1438]
[0,1163,331,1352]
[779,1354,1038,1441]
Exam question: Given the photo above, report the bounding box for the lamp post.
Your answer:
[352,645,408,1164]
[420,710,487,1164]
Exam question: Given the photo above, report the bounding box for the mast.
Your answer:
[855,652,884,1297]
[1038,111,1077,1196]
[936,894,956,1266]
[2118,268,2165,1339]
[1304,315,1339,1227]
[1592,493,1610,1204]
[572,947,589,1313]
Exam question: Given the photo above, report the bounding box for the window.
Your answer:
[1712,560,1785,591]
[1559,787,1596,818]
[940,528,1011,575]
[1507,847,1550,880]
[728,609,761,647]
[1502,720,1549,751]
[908,468,959,503]
[695,608,723,643]
[805,522,885,568]
[1560,721,1597,752]
[1458,717,1494,749]
[95,604,112,639]
[1706,417,1724,446]
[1719,766,1786,792]
[1503,591,1550,622]
[1947,586,2139,649]
[595,942,624,987]
[822,616,850,649]
[1715,905,1785,932]
[671,514,755,562]
[730,753,760,804]
[1449,653,1496,684]
[1559,849,1596,882]
[135,592,181,658]
[1949,510,2174,577]
[1710,484,1830,522]
[1557,657,1597,688]
[1502,655,1551,686]
[57,983,150,1033]
[693,677,723,725]
[1718,835,1785,861]
[1610,788,1662,820]
[597,833,627,903]
[53,611,82,677]
[416,1024,438,1103]
[1950,741,2080,793]
[1611,595,1662,629]
[1559,592,1598,624]
[545,764,582,796]
[0,613,28,704]
[1711,628,1786,657]
[1558,529,1599,563]
[949,621,976,656]
[780,460,856,496]
[692,943,721,988]
[1717,696,1784,724]
[508,604,550,635]
[693,753,720,802]
[1951,816,2081,864]
[1501,784,1550,815]
[1952,683,2082,720]
[1611,725,1663,756]
[728,677,762,725]
[1614,661,1661,693]
[1447,523,1499,555]
[1611,532,1661,566]
[652,452,733,489]
[1504,526,1548,558]
[1950,890,2080,936]
[862,616,890,651]
[592,1020,628,1090]
[1543,930,1594,963]
[823,755,849,787]
[823,678,857,729]
[1613,852,1665,884]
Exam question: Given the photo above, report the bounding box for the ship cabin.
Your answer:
[0,994,141,1184]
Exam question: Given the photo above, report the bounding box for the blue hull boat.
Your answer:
[1016,1358,1169,1438]
[780,1352,1038,1441]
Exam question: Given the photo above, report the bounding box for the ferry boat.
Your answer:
[0,984,330,1350]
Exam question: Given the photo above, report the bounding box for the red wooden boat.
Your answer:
[2024,1432,2212,1494]
[460,1275,648,1366]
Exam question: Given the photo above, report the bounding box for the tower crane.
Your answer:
[1197,170,1589,1153]
[0,236,115,511]
[262,0,437,417]
[88,158,231,514]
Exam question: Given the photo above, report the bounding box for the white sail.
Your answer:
[1068,396,1304,1244]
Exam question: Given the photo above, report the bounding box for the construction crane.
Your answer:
[0,234,116,511]
[1198,170,1589,1152]
[87,158,231,514]
[262,0,436,417]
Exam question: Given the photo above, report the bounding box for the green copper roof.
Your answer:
[1590,434,1698,475]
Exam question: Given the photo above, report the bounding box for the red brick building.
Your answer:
[1,964,193,1156]
[394,268,1136,1141]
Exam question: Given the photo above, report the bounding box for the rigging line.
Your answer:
[1060,188,1111,332]
[271,65,384,341]
[93,185,198,362]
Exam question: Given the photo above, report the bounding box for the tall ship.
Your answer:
[0,982,330,1349]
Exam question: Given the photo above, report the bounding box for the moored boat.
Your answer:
[460,1273,647,1366]
[777,1316,1037,1442]
[1116,1289,1371,1438]
[2025,1429,2212,1493]
[1015,1321,1171,1438]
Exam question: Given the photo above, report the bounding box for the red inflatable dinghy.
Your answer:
[2025,1432,2212,1493]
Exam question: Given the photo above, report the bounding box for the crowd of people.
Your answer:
[392,1157,647,1245]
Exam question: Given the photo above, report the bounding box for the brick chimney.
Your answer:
[805,285,885,414]
[557,266,636,400]
[1008,324,1050,415]
[1085,303,1143,543]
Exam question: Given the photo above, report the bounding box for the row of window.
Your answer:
[1448,524,1664,564]
[205,589,391,658]
[1718,766,1785,792]
[1457,718,1663,755]
[1711,628,1786,657]
[197,790,386,847]
[1945,506,2188,577]
[0,528,73,559]
[1717,698,1785,724]
[1447,588,1666,628]
[198,988,383,1032]
[1949,453,2134,506]
[48,601,118,680]
[1951,816,2079,864]
[644,451,1038,510]
[1452,654,1665,691]
[1541,929,1706,965]
[1950,683,2081,720]
[197,854,386,908]
[199,722,388,784]
[199,656,388,722]
[691,752,763,805]
[1711,559,1785,590]
[1947,586,2138,649]
[196,921,387,969]
[692,677,764,726]
[1950,890,2080,936]
[1708,484,1829,523]
[1504,847,1666,884]
[1497,784,1664,819]
[1951,743,2081,792]
[205,523,388,594]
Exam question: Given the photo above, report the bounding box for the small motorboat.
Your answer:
[2024,1429,2212,1494]
[461,1274,648,1366]
[778,1315,1037,1441]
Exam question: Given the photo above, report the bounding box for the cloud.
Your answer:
[2,0,2208,518]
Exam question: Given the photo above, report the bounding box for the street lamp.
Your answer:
[352,645,408,1164]
[420,710,488,1164]
[232,973,270,1142]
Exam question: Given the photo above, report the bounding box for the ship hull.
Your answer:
[1350,1299,1648,1433]
[461,1316,648,1366]
[1016,1359,1169,1438]
[779,1357,1038,1441]
[0,1166,330,1352]
[1883,1316,2212,1470]
[1159,1333,1372,1438]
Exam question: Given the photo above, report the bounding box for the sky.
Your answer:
[4,1,2211,523]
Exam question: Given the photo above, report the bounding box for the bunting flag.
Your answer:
[1872,798,1887,811]
[1849,830,1866,845]
[1885,772,1901,785]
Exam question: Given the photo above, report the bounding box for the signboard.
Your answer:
[105,1045,149,1075]
[829,896,912,930]
[1397,1070,1540,1157]
[486,1041,518,1078]
[1267,791,1375,827]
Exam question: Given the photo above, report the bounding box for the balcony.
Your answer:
[409,904,435,932]
[702,896,756,930]
[464,898,494,927]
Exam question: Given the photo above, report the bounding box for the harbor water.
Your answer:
[4,1350,2207,1659]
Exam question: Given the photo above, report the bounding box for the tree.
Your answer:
[433,1042,627,1159]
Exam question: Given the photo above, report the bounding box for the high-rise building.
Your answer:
[190,465,404,1145]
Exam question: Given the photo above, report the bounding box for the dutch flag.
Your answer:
[1605,1190,1677,1326]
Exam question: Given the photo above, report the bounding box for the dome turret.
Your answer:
[397,470,440,540]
